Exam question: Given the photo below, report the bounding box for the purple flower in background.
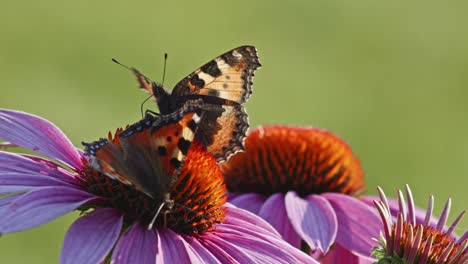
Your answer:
[372,185,467,264]
[221,126,382,263]
[0,110,316,264]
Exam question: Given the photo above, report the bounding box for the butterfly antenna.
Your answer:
[111,58,132,70]
[161,53,168,86]
[112,57,156,83]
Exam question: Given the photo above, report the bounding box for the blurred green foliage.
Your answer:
[1,0,467,263]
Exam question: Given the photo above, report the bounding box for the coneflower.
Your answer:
[221,125,381,263]
[0,110,315,263]
[372,185,467,264]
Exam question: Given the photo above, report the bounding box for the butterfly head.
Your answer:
[151,82,174,114]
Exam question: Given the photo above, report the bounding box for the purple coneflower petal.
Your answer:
[0,186,103,234]
[200,237,239,263]
[320,243,375,264]
[60,208,123,264]
[202,237,249,263]
[229,193,266,214]
[323,193,381,257]
[0,193,22,215]
[0,173,79,194]
[258,193,302,248]
[156,228,190,262]
[0,152,79,184]
[0,110,82,169]
[216,226,316,263]
[223,204,281,238]
[285,191,337,253]
[182,235,223,263]
[111,223,157,264]
[211,232,313,264]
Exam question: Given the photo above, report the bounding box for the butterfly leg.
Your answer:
[144,109,160,117]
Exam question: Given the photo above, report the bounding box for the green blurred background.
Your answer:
[1,0,467,262]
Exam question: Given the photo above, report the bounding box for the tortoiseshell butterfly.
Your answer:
[130,46,261,162]
[83,101,202,202]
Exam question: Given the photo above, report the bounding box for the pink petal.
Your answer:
[213,225,317,263]
[0,151,80,183]
[0,173,78,194]
[181,235,222,263]
[112,223,157,264]
[321,243,376,264]
[156,228,190,263]
[199,237,242,263]
[196,236,238,263]
[258,193,302,248]
[323,193,381,257]
[0,186,103,234]
[286,192,338,253]
[0,193,22,215]
[0,110,83,169]
[228,193,266,214]
[60,208,123,264]
[209,231,318,264]
[223,204,281,238]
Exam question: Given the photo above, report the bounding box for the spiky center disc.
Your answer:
[221,126,365,197]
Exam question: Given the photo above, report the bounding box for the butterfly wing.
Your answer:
[171,45,261,104]
[129,46,260,162]
[83,107,201,198]
[193,103,249,162]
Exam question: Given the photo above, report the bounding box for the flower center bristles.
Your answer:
[79,129,227,235]
[221,126,365,197]
[373,187,467,264]
[374,216,467,264]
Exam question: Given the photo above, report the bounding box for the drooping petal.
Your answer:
[228,193,266,214]
[181,235,223,264]
[0,186,103,234]
[60,208,123,264]
[258,193,302,248]
[156,228,190,263]
[323,193,381,257]
[0,173,78,194]
[223,204,281,238]
[0,193,22,215]
[214,224,317,263]
[111,223,157,264]
[285,191,337,253]
[0,151,80,183]
[0,110,83,169]
[201,237,245,263]
[321,243,375,264]
[208,231,318,264]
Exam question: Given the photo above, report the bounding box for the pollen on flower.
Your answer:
[80,127,226,235]
[221,126,365,197]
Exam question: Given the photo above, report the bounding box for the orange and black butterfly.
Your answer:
[83,101,202,200]
[131,46,261,162]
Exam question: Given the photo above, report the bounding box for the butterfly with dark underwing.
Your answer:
[124,46,261,162]
[83,100,204,228]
